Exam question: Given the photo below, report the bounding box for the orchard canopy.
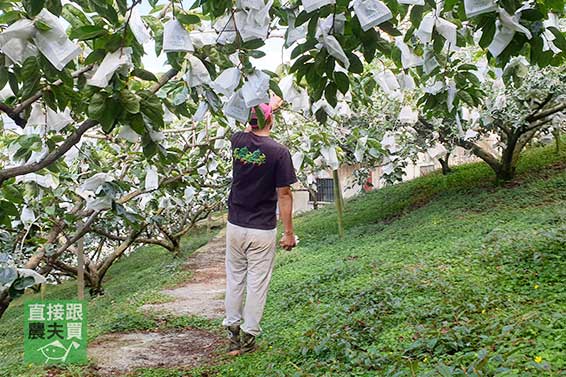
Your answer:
[0,0,565,315]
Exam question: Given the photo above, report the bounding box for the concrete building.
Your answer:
[292,138,500,214]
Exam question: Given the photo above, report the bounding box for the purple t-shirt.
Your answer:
[228,132,298,230]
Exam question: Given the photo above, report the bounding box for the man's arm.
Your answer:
[277,186,296,251]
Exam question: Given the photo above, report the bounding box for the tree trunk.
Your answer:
[554,127,561,154]
[0,289,11,319]
[438,153,452,175]
[495,161,515,182]
[307,187,319,210]
[457,139,502,178]
[93,227,145,295]
[169,236,181,257]
[494,126,542,182]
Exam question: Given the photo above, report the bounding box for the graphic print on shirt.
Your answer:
[233,146,267,166]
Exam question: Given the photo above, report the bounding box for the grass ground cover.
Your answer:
[214,145,566,376]
[1,144,564,376]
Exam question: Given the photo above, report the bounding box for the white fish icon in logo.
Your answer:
[37,340,80,363]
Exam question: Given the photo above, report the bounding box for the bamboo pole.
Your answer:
[552,126,562,154]
[333,169,344,239]
[76,226,85,301]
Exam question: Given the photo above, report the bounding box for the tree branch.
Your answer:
[12,65,95,115]
[526,101,566,123]
[457,138,501,173]
[0,68,179,187]
[0,119,99,186]
[525,93,554,122]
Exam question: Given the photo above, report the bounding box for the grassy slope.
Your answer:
[214,145,565,376]
[0,229,216,377]
[1,146,564,377]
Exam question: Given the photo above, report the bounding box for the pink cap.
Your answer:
[250,103,273,127]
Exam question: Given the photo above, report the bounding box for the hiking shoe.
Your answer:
[226,325,240,355]
[240,331,257,354]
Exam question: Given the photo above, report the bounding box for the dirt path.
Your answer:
[88,229,227,375]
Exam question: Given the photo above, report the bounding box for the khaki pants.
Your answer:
[223,222,277,336]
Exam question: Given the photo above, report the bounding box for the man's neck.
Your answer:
[251,128,271,137]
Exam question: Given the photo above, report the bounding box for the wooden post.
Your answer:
[207,212,213,234]
[40,283,46,300]
[333,169,344,239]
[552,125,562,154]
[76,231,85,301]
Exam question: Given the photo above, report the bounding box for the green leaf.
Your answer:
[347,52,363,74]
[2,185,24,204]
[324,82,338,107]
[105,34,123,52]
[248,50,266,59]
[176,13,200,25]
[129,113,145,134]
[45,0,62,16]
[132,68,158,82]
[143,140,158,159]
[120,89,140,114]
[0,11,22,24]
[315,108,327,123]
[0,200,18,217]
[242,39,265,49]
[295,10,312,27]
[457,90,474,106]
[0,66,9,91]
[20,58,40,99]
[0,266,17,286]
[379,21,402,37]
[84,49,106,65]
[548,27,566,51]
[409,5,424,26]
[8,72,19,96]
[13,276,36,290]
[91,0,118,25]
[99,97,121,133]
[34,20,51,31]
[458,64,478,71]
[334,72,349,94]
[23,0,44,17]
[363,39,377,63]
[290,55,312,73]
[291,39,317,59]
[269,79,283,98]
[254,105,265,128]
[478,16,496,49]
[61,3,91,29]
[140,92,164,129]
[88,92,106,120]
[69,25,107,40]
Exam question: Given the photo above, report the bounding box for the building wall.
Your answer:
[293,138,499,214]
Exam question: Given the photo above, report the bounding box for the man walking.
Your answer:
[223,98,298,355]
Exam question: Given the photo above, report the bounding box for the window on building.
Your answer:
[310,178,334,203]
[420,164,436,176]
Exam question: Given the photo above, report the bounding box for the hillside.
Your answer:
[219,145,566,376]
[1,145,565,376]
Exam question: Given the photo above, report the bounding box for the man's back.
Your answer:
[228,131,297,230]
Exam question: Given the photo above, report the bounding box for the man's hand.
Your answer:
[277,186,295,251]
[279,232,297,251]
[270,95,284,112]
